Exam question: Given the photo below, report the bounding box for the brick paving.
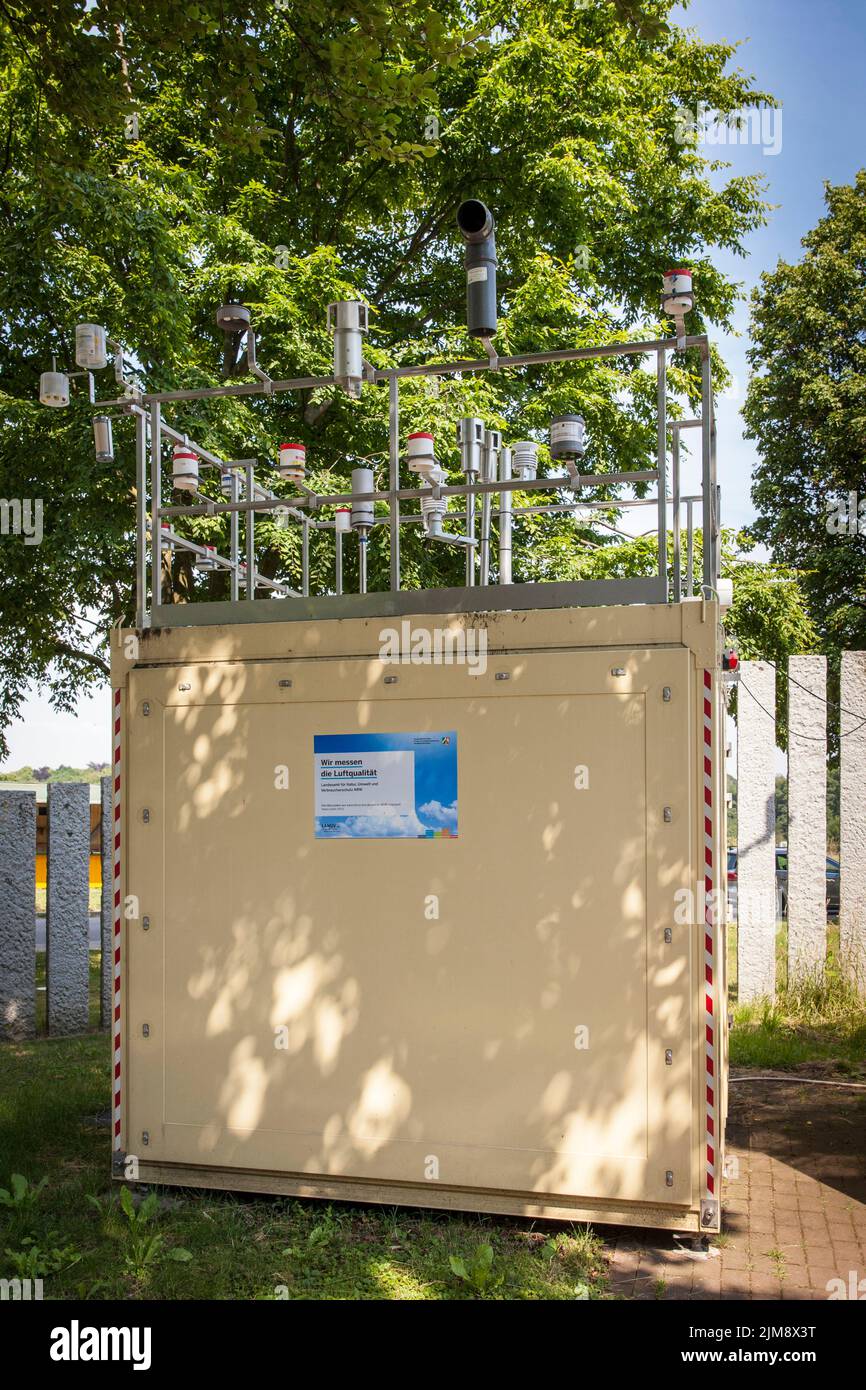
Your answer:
[607,1069,866,1300]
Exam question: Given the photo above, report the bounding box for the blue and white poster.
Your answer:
[314,732,458,839]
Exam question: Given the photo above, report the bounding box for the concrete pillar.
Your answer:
[0,790,36,1040]
[840,652,866,991]
[46,782,90,1035]
[737,660,777,1001]
[787,656,827,982]
[100,774,112,1029]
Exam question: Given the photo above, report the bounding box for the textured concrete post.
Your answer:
[100,774,112,1029]
[787,656,827,982]
[737,661,777,1000]
[840,652,866,991]
[46,782,90,1034]
[0,790,36,1040]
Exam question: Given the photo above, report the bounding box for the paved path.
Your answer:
[608,1067,866,1300]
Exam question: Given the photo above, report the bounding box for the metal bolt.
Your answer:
[663,686,672,702]
[142,808,150,824]
[663,806,672,823]
[665,1049,673,1065]
[142,1023,150,1038]
[664,927,672,944]
[666,1170,674,1187]
[142,916,150,932]
[611,666,625,677]
[142,701,150,716]
[384,675,398,684]
[495,672,510,681]
[278,679,293,688]
[178,682,191,692]
[142,1131,150,1147]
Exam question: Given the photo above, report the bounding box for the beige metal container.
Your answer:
[110,598,727,1233]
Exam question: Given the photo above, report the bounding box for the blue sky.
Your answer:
[671,0,866,527]
[2,0,864,772]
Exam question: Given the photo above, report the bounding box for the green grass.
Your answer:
[5,920,863,1302]
[727,921,866,1069]
[1,964,610,1301]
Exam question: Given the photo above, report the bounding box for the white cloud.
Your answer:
[418,799,458,830]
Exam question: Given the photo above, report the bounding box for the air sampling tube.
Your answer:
[456,200,497,338]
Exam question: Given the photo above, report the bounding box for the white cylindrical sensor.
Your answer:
[457,417,484,474]
[75,323,108,370]
[350,466,374,531]
[550,415,587,461]
[407,431,436,478]
[421,492,447,536]
[92,415,114,461]
[39,370,69,407]
[172,444,199,493]
[278,442,306,481]
[334,507,351,532]
[328,301,368,398]
[662,268,694,315]
[512,440,538,481]
[421,465,448,536]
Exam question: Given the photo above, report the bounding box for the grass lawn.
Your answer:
[1,956,609,1301]
[4,930,864,1301]
[727,920,866,1070]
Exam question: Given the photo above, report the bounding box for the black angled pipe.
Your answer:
[457,200,497,339]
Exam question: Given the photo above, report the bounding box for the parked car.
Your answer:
[726,846,840,920]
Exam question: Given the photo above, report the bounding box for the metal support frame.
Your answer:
[113,333,717,627]
[656,350,667,593]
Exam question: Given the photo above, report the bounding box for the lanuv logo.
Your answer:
[0,497,43,545]
[379,621,488,676]
[49,1321,152,1371]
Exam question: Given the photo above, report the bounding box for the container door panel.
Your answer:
[125,648,693,1207]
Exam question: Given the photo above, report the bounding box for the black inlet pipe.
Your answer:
[457,199,497,338]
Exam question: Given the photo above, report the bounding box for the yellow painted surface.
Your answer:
[113,600,726,1228]
[36,853,101,889]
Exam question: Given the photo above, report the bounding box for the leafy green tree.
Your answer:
[0,0,774,755]
[744,171,866,658]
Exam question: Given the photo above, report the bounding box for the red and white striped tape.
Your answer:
[703,668,716,1198]
[112,687,122,1152]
